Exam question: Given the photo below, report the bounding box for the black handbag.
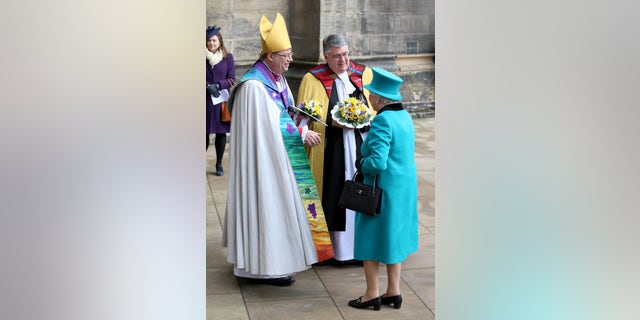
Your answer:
[338,170,382,216]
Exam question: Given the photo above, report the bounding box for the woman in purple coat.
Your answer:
[206,25,236,176]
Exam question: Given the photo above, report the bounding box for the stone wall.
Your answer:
[206,0,435,117]
[205,1,290,63]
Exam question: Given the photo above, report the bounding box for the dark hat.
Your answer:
[364,67,403,101]
[206,25,221,40]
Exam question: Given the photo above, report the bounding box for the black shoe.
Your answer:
[380,294,403,309]
[314,258,362,267]
[348,296,381,311]
[215,164,224,176]
[342,259,363,266]
[313,258,338,266]
[240,276,295,286]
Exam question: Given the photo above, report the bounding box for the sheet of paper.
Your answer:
[210,89,230,105]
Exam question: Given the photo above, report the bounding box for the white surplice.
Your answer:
[223,79,318,278]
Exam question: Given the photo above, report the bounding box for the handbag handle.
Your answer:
[351,169,377,189]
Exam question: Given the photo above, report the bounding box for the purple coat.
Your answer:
[207,53,236,134]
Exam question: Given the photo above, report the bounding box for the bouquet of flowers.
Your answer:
[290,98,327,126]
[330,97,372,129]
[295,98,323,120]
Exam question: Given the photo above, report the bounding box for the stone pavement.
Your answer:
[206,117,435,320]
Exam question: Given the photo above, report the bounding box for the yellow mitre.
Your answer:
[260,12,292,54]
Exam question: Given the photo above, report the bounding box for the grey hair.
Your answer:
[378,96,400,106]
[322,34,348,53]
[372,93,399,105]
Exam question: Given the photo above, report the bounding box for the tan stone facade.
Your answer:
[207,0,434,117]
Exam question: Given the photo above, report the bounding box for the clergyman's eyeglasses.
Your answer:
[274,51,294,59]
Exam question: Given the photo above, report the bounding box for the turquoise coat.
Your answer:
[354,104,418,264]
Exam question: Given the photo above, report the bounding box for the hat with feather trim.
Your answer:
[206,25,221,40]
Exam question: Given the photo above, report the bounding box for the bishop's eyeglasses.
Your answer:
[274,51,294,59]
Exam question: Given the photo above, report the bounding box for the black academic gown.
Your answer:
[321,82,369,231]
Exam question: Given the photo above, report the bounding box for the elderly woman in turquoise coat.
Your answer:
[348,67,418,311]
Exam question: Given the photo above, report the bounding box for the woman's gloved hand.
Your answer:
[207,83,220,97]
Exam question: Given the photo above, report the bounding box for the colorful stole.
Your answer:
[236,61,334,262]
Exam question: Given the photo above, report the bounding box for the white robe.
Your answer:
[223,79,318,278]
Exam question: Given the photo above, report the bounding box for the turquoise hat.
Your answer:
[364,67,403,101]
